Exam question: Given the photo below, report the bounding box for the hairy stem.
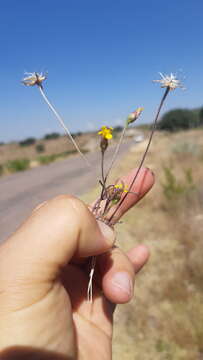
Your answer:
[38,86,91,167]
[108,87,170,224]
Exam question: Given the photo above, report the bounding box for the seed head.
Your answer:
[153,72,183,91]
[22,72,47,87]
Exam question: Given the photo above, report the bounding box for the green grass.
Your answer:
[6,158,30,173]
[0,164,4,176]
[37,149,79,165]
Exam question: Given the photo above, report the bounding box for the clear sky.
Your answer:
[0,0,202,142]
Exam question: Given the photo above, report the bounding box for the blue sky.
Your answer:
[0,0,202,142]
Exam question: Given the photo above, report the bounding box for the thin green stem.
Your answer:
[38,86,91,167]
[108,87,170,224]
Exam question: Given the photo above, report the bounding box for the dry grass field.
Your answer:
[0,130,126,174]
[82,129,203,360]
[0,133,95,174]
[0,133,91,162]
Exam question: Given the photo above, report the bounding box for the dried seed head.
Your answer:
[153,72,184,91]
[127,107,144,125]
[22,72,47,87]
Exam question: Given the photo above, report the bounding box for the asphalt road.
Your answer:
[0,142,131,242]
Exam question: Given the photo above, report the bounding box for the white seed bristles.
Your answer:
[153,72,184,91]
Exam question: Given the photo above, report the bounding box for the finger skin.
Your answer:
[127,245,150,273]
[0,195,115,286]
[0,167,154,357]
[98,245,150,304]
[0,167,153,290]
[106,167,155,223]
[98,247,135,304]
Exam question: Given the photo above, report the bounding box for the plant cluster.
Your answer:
[162,166,195,200]
[22,71,183,301]
[6,158,30,173]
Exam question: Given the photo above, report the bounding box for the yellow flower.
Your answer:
[98,126,113,140]
[114,184,128,193]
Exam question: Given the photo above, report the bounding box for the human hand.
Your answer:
[0,168,154,360]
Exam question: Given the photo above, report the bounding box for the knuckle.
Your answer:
[50,194,90,220]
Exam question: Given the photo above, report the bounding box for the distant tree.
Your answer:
[73,131,82,137]
[158,109,198,132]
[44,132,60,140]
[198,107,203,126]
[19,137,36,146]
[113,126,123,133]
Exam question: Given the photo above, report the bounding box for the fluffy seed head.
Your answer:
[22,72,47,87]
[153,72,183,91]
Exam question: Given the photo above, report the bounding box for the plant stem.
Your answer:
[38,86,91,167]
[108,87,170,224]
[105,125,127,183]
[101,151,105,187]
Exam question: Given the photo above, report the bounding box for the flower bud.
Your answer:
[127,107,144,125]
[100,137,108,153]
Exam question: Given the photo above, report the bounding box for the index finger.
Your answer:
[91,167,154,225]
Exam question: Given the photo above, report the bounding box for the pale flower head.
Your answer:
[22,72,47,87]
[153,72,183,91]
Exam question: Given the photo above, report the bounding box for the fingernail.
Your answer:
[97,220,115,246]
[111,272,133,298]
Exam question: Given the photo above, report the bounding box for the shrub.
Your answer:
[35,143,45,153]
[158,109,199,132]
[19,137,36,146]
[37,154,57,165]
[7,159,30,172]
[162,166,195,200]
[73,131,82,137]
[113,126,123,133]
[37,150,78,165]
[0,164,4,176]
[44,132,60,140]
[198,107,203,126]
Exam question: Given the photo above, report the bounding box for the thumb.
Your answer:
[0,195,115,284]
